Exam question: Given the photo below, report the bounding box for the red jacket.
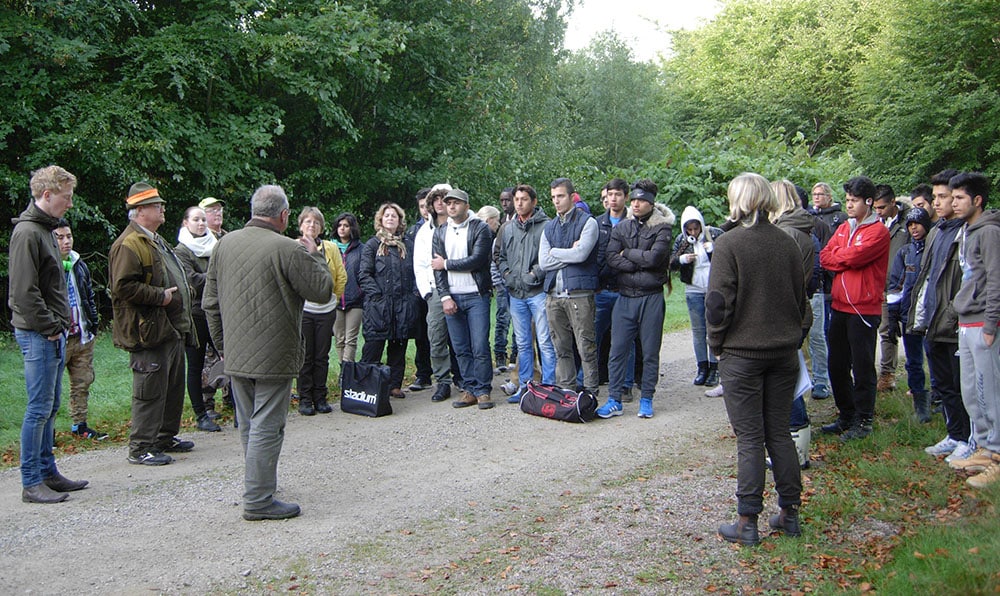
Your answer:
[819,214,890,316]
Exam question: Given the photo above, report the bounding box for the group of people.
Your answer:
[10,164,998,535]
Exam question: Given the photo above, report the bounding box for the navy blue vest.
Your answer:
[543,209,599,293]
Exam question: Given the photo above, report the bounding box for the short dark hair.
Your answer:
[551,177,574,195]
[415,187,431,202]
[607,178,629,194]
[949,172,990,208]
[502,186,515,196]
[930,168,959,186]
[633,178,659,197]
[514,184,537,201]
[910,183,933,203]
[843,176,876,200]
[874,184,895,203]
[333,212,361,241]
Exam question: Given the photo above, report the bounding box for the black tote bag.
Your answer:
[339,361,393,417]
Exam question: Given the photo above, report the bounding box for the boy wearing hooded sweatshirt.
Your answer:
[670,205,724,387]
[947,173,1000,488]
[819,176,890,441]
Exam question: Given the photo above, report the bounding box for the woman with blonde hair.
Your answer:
[296,207,347,415]
[707,173,807,546]
[358,203,420,397]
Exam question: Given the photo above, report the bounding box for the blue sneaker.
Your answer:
[637,397,654,418]
[596,399,623,418]
[507,386,524,404]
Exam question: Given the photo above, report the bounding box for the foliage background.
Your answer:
[2,0,998,328]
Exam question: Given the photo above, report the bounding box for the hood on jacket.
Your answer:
[814,204,844,216]
[680,206,706,239]
[967,209,1000,233]
[13,202,66,230]
[642,203,676,228]
[776,207,815,236]
[516,206,549,228]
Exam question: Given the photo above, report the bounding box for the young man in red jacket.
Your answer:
[819,176,891,441]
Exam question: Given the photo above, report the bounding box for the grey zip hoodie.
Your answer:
[952,209,1000,335]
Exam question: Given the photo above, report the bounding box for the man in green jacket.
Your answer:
[109,182,195,466]
[203,184,333,521]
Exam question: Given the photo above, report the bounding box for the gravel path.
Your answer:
[1,330,796,594]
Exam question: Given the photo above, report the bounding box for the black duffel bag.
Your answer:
[340,361,392,417]
[519,380,597,423]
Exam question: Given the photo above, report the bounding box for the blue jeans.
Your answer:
[902,332,926,397]
[595,290,634,387]
[807,293,830,387]
[16,329,65,488]
[445,292,493,396]
[494,284,512,357]
[509,292,557,388]
[685,292,716,364]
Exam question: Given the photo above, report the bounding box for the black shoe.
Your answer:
[127,451,173,466]
[431,384,452,402]
[820,418,850,434]
[704,363,719,387]
[22,483,68,504]
[204,409,221,420]
[496,353,508,372]
[314,397,333,414]
[243,499,301,521]
[693,361,709,385]
[408,378,432,392]
[768,506,801,537]
[718,514,760,546]
[840,419,873,442]
[71,423,109,440]
[43,473,88,492]
[298,397,316,416]
[161,437,195,452]
[197,414,222,432]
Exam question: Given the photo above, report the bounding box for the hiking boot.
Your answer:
[620,386,634,403]
[452,391,478,408]
[705,384,724,398]
[925,436,961,457]
[693,361,709,385]
[196,414,222,432]
[840,418,873,442]
[127,451,173,466]
[243,499,301,521]
[161,437,195,452]
[476,394,494,410]
[876,372,896,392]
[596,398,623,418]
[768,506,801,537]
[408,378,432,392]
[43,472,88,492]
[431,384,452,402]
[704,362,719,387]
[718,514,760,546]
[967,462,1000,489]
[496,353,508,372]
[22,483,68,504]
[637,397,654,419]
[71,423,109,440]
[820,418,851,435]
[811,383,830,400]
[298,397,316,416]
[949,448,1000,472]
[945,441,975,464]
[314,396,333,414]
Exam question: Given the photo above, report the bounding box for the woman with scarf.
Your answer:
[297,207,347,416]
[358,202,420,398]
[175,206,222,432]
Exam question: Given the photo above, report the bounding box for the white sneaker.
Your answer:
[945,441,975,463]
[925,436,961,456]
[705,384,724,398]
[500,381,519,396]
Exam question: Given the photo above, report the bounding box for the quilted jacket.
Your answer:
[202,219,333,379]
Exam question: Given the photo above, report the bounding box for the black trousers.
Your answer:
[361,338,408,391]
[298,310,337,402]
[827,310,880,423]
[927,340,969,441]
[413,298,432,382]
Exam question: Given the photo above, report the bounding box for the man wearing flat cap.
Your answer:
[199,197,226,239]
[109,182,196,465]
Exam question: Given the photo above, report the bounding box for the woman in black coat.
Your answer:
[358,202,420,397]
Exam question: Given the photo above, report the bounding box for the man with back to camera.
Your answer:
[10,165,89,503]
[203,184,333,520]
[109,182,196,466]
[819,176,890,441]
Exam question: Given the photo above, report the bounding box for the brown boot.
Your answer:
[476,394,494,410]
[718,514,760,546]
[876,372,896,392]
[452,391,478,408]
[768,505,801,537]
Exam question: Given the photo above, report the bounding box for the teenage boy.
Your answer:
[873,185,910,392]
[947,173,1000,488]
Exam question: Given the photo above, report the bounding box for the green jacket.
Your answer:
[109,221,193,351]
[8,202,71,336]
[202,219,333,379]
